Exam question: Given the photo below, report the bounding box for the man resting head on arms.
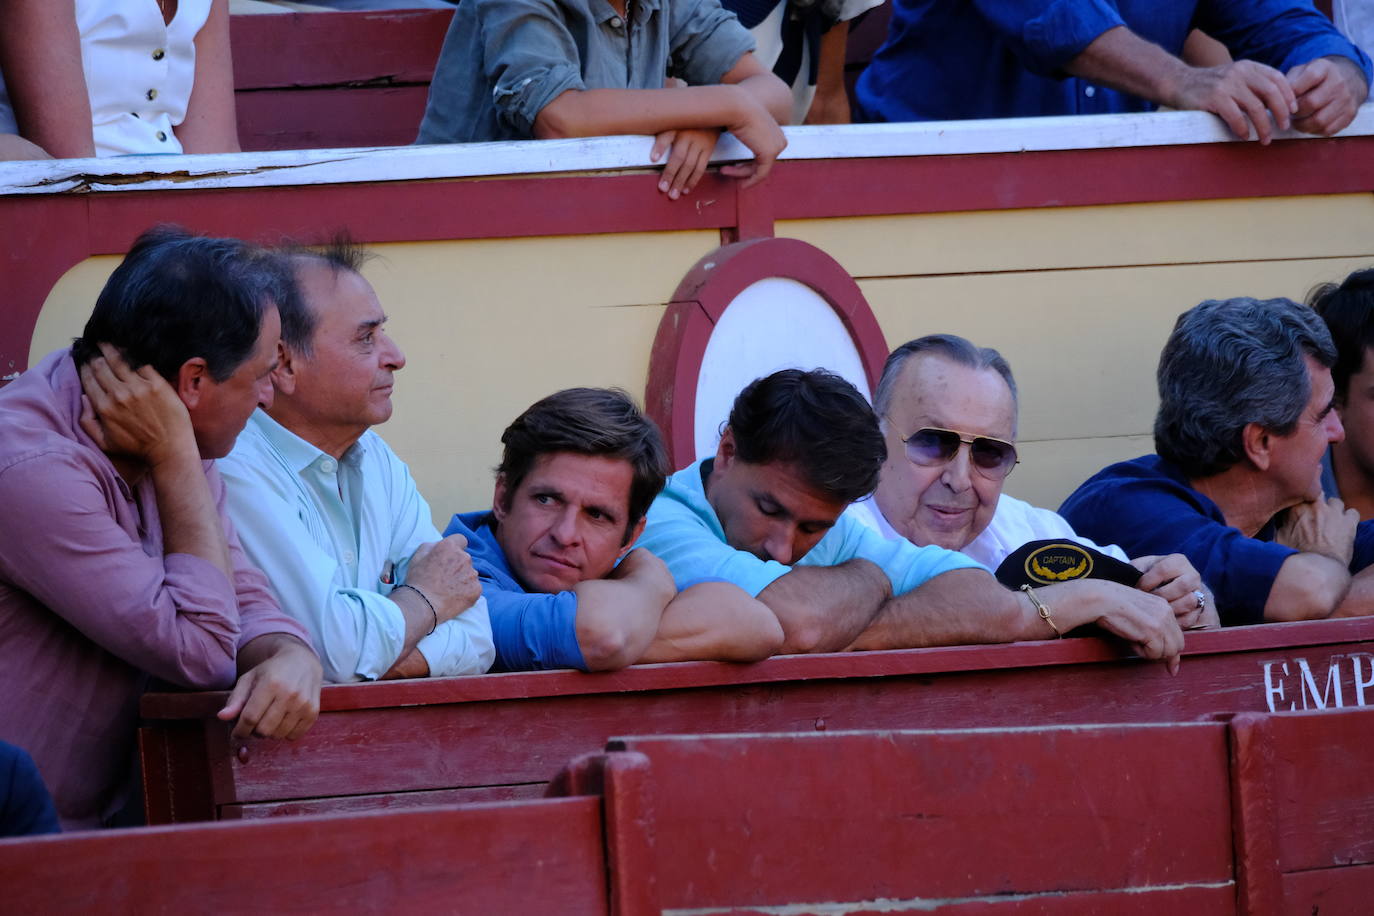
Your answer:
[0,227,321,828]
[445,389,782,672]
[849,334,1215,631]
[219,240,493,683]
[636,369,1184,668]
[1061,296,1374,626]
[417,0,792,200]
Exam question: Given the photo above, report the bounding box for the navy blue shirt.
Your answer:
[1,742,59,837]
[443,511,588,672]
[1060,454,1374,626]
[855,0,1372,123]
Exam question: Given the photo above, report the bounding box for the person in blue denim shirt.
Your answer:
[417,0,792,200]
[856,0,1370,143]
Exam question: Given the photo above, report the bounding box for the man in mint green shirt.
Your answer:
[637,369,1099,655]
[220,241,493,682]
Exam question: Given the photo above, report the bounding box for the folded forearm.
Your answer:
[760,560,890,654]
[850,569,1026,651]
[153,451,234,580]
[534,85,749,139]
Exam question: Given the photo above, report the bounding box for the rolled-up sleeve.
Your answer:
[415,596,496,676]
[0,450,240,689]
[668,0,755,86]
[475,0,588,137]
[1199,0,1373,87]
[972,0,1126,75]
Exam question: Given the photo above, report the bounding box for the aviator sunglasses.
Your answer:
[901,427,1019,480]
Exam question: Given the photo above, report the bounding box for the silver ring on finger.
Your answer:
[1194,590,1206,611]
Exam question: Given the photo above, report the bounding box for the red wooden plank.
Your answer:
[0,798,607,915]
[236,86,430,152]
[229,11,451,90]
[766,135,1374,220]
[221,782,545,819]
[608,725,1232,907]
[1281,863,1374,915]
[141,617,1374,718]
[151,636,1371,816]
[1233,707,1374,874]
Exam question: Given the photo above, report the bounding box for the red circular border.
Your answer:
[645,237,890,468]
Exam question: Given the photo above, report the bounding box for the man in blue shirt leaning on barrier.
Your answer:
[636,369,1184,668]
[443,388,783,673]
[856,1,1371,144]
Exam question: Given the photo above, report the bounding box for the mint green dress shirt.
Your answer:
[219,411,494,682]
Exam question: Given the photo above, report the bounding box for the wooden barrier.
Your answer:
[230,10,452,151]
[593,724,1237,913]
[0,796,611,915]
[12,707,1374,914]
[1231,706,1374,916]
[139,617,1374,823]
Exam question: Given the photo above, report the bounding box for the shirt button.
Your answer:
[152,48,165,61]
[343,551,356,565]
[1085,86,1096,98]
[147,88,158,101]
[156,130,167,142]
[609,15,622,27]
[320,458,336,473]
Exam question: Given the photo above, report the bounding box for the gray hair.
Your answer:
[1154,297,1336,478]
[873,334,1019,429]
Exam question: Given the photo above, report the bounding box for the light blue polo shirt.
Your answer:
[636,459,984,597]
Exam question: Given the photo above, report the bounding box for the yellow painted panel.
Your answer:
[864,255,1374,450]
[29,255,123,363]
[30,231,718,523]
[1004,435,1155,517]
[780,194,1374,279]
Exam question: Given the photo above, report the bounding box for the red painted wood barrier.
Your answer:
[229,10,452,151]
[0,796,609,915]
[12,707,1374,914]
[139,617,1374,823]
[594,724,1238,913]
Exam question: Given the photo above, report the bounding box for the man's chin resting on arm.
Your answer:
[396,388,782,677]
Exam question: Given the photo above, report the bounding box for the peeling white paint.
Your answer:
[663,880,1235,915]
[1,105,1370,196]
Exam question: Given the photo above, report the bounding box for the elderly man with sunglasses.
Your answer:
[849,334,1216,636]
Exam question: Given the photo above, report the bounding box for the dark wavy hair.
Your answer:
[728,368,885,503]
[71,225,286,383]
[1154,297,1336,478]
[1309,268,1374,403]
[496,388,669,543]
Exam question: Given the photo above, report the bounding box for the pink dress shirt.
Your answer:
[0,349,312,828]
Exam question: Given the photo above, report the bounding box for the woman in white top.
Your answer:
[0,0,239,158]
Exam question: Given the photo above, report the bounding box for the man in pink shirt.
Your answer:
[0,227,322,829]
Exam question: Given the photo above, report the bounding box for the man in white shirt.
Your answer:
[219,242,493,682]
[848,334,1217,632]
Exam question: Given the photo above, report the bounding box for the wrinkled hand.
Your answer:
[1288,56,1369,137]
[406,534,481,625]
[1276,497,1357,565]
[1131,553,1215,628]
[218,639,322,741]
[1172,60,1296,143]
[719,89,787,189]
[78,342,196,466]
[651,127,721,199]
[1088,580,1185,674]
